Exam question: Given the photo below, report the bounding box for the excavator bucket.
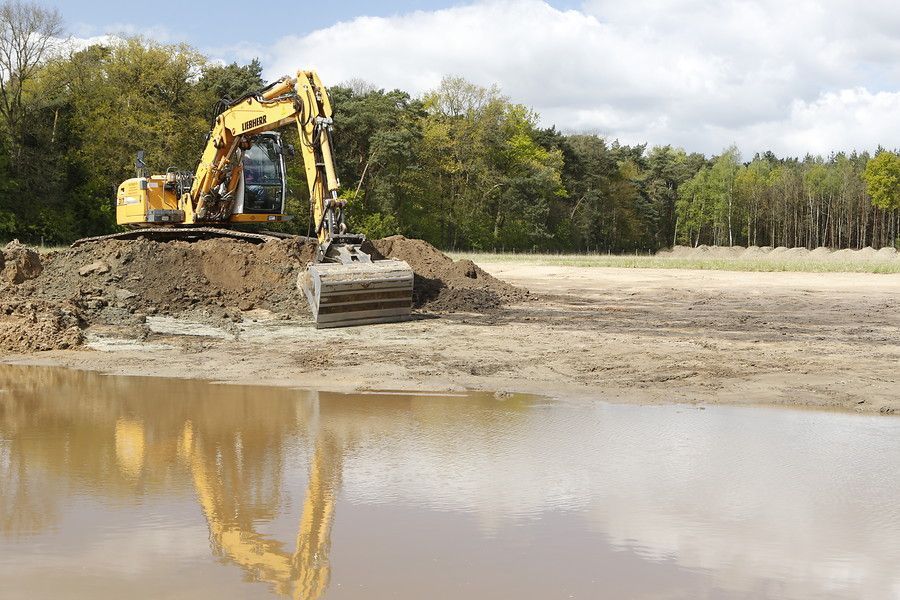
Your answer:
[298,259,414,328]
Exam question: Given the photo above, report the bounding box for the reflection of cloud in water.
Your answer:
[341,403,900,598]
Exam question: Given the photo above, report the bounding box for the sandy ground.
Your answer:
[6,263,899,414]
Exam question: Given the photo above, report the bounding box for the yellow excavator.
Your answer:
[80,70,413,328]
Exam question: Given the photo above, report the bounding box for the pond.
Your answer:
[0,366,897,599]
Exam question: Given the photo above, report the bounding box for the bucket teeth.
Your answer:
[298,260,414,328]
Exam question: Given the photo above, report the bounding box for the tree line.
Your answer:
[0,2,898,251]
[675,147,900,251]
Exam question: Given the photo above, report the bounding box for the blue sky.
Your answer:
[52,0,580,47]
[49,0,900,156]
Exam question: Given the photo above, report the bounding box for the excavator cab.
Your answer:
[234,133,287,216]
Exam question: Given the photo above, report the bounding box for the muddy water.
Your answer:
[0,366,898,599]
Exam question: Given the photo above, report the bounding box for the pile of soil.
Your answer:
[1,240,42,284]
[0,297,83,351]
[27,237,317,318]
[0,237,317,353]
[365,235,529,312]
[0,233,524,352]
[0,241,83,352]
[663,244,900,262]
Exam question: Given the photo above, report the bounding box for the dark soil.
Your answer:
[364,235,529,312]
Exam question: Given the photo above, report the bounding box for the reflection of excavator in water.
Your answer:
[77,70,413,328]
[2,374,349,600]
[178,421,340,600]
[108,408,343,600]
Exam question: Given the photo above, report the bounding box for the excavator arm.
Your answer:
[186,71,341,245]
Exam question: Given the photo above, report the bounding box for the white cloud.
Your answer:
[772,88,900,155]
[68,22,181,44]
[60,34,119,54]
[262,0,900,157]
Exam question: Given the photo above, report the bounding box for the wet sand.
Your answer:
[6,263,899,414]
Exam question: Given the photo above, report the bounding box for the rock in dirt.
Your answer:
[364,235,529,312]
[115,288,137,301]
[1,240,42,284]
[78,260,111,276]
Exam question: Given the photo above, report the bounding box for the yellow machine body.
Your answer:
[116,175,179,225]
[107,70,413,328]
[116,173,290,226]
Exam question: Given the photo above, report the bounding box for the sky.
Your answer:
[51,0,900,157]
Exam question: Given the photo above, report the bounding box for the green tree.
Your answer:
[21,38,209,242]
[863,151,900,210]
[676,166,713,246]
[196,58,264,103]
[325,84,424,240]
[419,76,564,250]
[709,146,741,246]
[734,158,772,246]
[561,135,615,251]
[0,0,62,165]
[645,145,705,248]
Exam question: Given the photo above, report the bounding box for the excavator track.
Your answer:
[71,227,282,247]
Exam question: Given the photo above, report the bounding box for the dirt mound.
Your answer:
[25,237,317,321]
[0,297,83,352]
[0,233,523,352]
[0,241,82,352]
[0,236,318,351]
[365,235,529,312]
[661,244,900,263]
[854,246,880,259]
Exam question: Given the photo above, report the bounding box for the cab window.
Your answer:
[242,138,283,213]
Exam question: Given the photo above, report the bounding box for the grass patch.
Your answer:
[448,251,900,274]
